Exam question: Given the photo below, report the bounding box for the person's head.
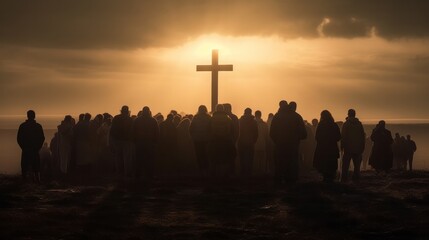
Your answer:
[166,113,174,121]
[407,134,411,140]
[268,113,274,119]
[244,108,252,115]
[216,104,225,113]
[95,114,103,122]
[347,109,356,118]
[255,110,262,119]
[155,113,164,123]
[64,115,72,123]
[198,105,208,115]
[279,100,288,109]
[173,114,181,126]
[312,118,319,127]
[378,120,386,129]
[142,106,151,117]
[121,105,130,116]
[170,110,178,116]
[27,110,36,120]
[320,110,334,123]
[79,113,85,121]
[223,103,232,114]
[84,113,92,122]
[289,101,297,112]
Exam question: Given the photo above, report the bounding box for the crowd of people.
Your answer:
[17,101,417,184]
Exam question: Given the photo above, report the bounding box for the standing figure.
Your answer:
[110,106,134,179]
[159,113,178,176]
[17,110,45,182]
[238,108,258,177]
[270,100,307,184]
[313,110,341,183]
[405,135,417,171]
[362,137,372,170]
[190,105,212,177]
[224,103,239,175]
[266,113,275,175]
[209,104,235,178]
[254,110,269,175]
[369,121,393,173]
[176,118,197,176]
[57,115,74,174]
[133,107,159,181]
[340,109,365,182]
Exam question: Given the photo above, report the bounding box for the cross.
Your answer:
[196,49,233,113]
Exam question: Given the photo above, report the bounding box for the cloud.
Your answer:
[0,0,428,49]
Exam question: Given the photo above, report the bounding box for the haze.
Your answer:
[1,0,429,121]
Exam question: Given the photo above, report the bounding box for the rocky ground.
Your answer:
[0,171,428,240]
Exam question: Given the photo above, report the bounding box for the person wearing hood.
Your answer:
[313,110,341,183]
[340,109,366,182]
[369,120,393,172]
[238,108,258,177]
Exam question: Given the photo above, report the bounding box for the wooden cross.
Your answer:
[196,49,233,113]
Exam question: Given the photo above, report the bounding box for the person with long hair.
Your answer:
[313,110,341,183]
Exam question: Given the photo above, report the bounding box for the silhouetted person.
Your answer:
[270,100,307,184]
[392,133,408,170]
[190,105,211,177]
[110,106,134,179]
[71,113,85,172]
[177,118,197,176]
[133,106,159,181]
[311,118,319,133]
[173,114,182,127]
[266,113,275,174]
[224,103,239,175]
[405,135,417,171]
[159,113,178,176]
[39,142,53,181]
[313,110,341,183]
[209,104,235,178]
[300,120,315,171]
[58,115,74,174]
[362,137,372,170]
[50,132,60,177]
[74,113,93,175]
[254,110,269,175]
[238,108,258,177]
[369,121,393,173]
[98,115,114,174]
[17,110,45,182]
[340,109,365,182]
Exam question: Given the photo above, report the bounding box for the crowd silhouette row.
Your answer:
[18,101,417,184]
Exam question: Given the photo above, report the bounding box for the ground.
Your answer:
[0,171,428,240]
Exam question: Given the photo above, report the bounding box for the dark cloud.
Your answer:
[0,0,428,49]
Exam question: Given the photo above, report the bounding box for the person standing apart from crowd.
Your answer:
[340,109,365,182]
[369,120,393,173]
[17,110,45,182]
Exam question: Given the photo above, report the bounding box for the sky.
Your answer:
[1,0,429,122]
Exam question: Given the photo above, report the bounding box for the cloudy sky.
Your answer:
[1,0,428,122]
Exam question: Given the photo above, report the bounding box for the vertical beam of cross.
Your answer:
[196,49,233,113]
